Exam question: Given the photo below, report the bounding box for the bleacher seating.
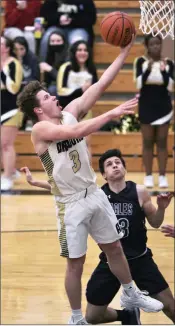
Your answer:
[14,132,174,172]
[94,43,144,64]
[94,1,140,9]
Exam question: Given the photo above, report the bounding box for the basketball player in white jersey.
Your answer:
[17,35,163,324]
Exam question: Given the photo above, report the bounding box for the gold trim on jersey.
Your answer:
[133,55,147,82]
[56,202,69,258]
[57,61,72,96]
[2,58,23,94]
[39,150,62,196]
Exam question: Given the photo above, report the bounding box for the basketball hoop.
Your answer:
[139,0,174,39]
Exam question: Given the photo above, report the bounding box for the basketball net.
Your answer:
[139,0,174,39]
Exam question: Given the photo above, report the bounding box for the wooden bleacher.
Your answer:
[94,43,144,64]
[1,0,174,172]
[98,70,136,92]
[14,132,174,172]
[94,1,140,9]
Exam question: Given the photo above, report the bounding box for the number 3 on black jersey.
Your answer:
[69,150,81,173]
[119,218,130,238]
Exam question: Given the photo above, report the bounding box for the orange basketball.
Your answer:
[100,11,136,47]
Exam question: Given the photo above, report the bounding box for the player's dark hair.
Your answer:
[144,33,162,48]
[17,81,46,123]
[99,149,126,174]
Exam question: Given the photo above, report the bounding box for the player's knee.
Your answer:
[85,308,104,324]
[163,298,175,322]
[67,256,85,277]
[102,240,123,258]
[86,314,102,324]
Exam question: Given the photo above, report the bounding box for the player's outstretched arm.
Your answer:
[65,35,136,120]
[20,167,51,191]
[32,97,138,142]
[138,185,173,228]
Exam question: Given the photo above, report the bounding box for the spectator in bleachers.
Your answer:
[14,36,40,84]
[1,36,23,191]
[57,40,97,157]
[57,40,97,111]
[4,0,41,53]
[134,34,174,189]
[40,0,97,47]
[39,30,68,96]
[13,36,40,130]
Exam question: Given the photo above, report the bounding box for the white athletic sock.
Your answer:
[122,281,136,296]
[71,309,83,322]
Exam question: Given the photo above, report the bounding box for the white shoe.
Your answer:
[144,175,154,188]
[12,170,21,180]
[68,316,89,325]
[158,175,168,188]
[120,289,164,312]
[1,177,13,191]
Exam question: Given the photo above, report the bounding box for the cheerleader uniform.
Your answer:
[134,56,174,125]
[1,57,23,127]
[57,61,97,114]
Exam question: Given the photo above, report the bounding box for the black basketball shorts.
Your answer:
[86,248,169,306]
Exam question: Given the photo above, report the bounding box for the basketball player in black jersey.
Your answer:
[85,149,174,325]
[21,150,174,325]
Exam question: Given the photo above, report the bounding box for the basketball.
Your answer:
[100,11,136,47]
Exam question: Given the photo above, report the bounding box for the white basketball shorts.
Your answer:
[55,185,124,258]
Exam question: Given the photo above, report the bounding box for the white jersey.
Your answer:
[39,111,96,201]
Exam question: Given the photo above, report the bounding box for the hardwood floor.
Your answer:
[1,172,174,325]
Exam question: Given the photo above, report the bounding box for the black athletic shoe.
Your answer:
[122,308,141,325]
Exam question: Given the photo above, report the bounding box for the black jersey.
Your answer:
[100,181,147,261]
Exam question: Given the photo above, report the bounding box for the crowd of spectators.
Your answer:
[1,0,174,191]
[1,0,97,191]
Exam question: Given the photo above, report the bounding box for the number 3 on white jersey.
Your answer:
[69,150,81,173]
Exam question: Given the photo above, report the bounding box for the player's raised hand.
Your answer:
[20,166,34,184]
[112,96,138,117]
[161,225,175,238]
[120,34,136,53]
[157,192,173,209]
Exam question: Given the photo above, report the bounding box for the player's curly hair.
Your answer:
[99,149,126,174]
[17,81,46,123]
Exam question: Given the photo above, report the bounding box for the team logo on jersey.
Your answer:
[111,202,133,216]
[56,138,83,153]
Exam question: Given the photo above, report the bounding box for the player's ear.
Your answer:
[103,172,107,180]
[34,107,42,115]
